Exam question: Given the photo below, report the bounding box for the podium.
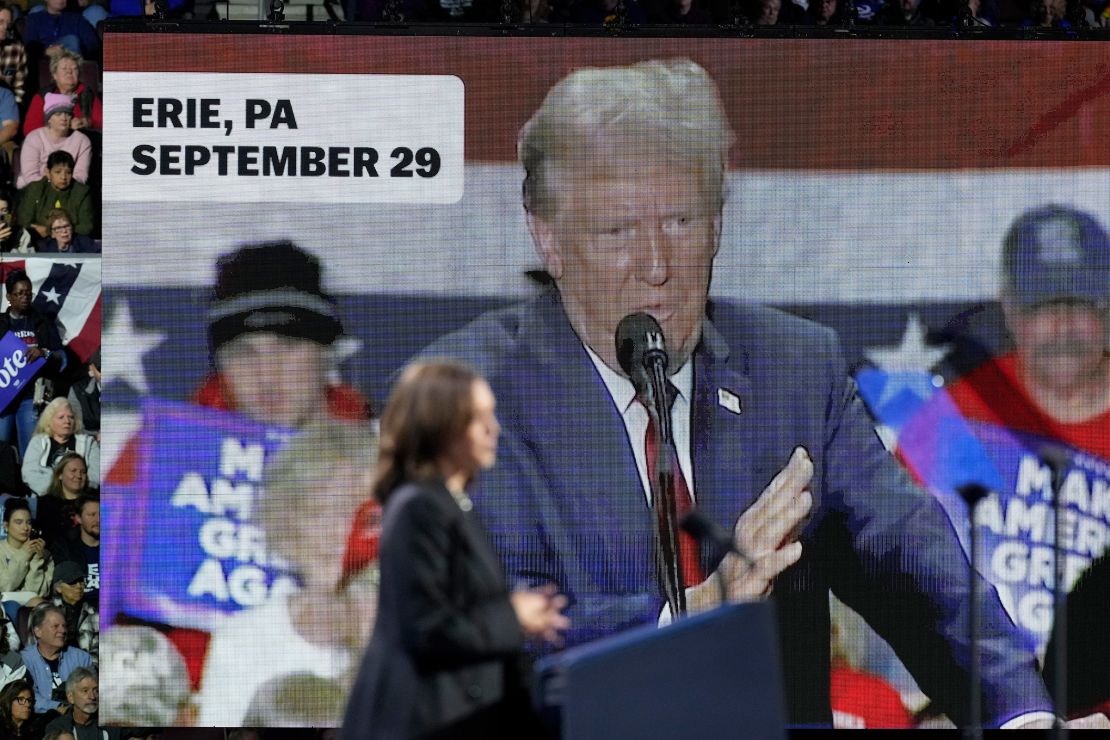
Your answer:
[534,602,787,739]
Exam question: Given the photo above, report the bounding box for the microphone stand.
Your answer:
[1042,445,1072,740]
[957,483,989,740]
[644,379,685,617]
[643,347,685,617]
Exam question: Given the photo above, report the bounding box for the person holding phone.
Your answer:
[0,499,53,624]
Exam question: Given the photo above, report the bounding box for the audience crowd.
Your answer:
[0,9,103,728]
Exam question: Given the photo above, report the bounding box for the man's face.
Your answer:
[0,10,12,37]
[531,165,719,373]
[35,611,67,650]
[45,0,66,13]
[48,163,73,191]
[79,500,99,539]
[216,332,329,429]
[66,677,98,718]
[1007,298,1109,393]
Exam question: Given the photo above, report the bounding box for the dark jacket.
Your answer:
[342,480,531,739]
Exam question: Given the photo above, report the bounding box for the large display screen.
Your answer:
[100,32,1110,729]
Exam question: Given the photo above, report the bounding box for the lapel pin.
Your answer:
[717,388,742,415]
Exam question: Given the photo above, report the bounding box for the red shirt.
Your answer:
[944,352,1110,460]
[830,663,913,729]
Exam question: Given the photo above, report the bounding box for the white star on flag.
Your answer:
[102,298,166,395]
[863,314,951,407]
[40,286,61,305]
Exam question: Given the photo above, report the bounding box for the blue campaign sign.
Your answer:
[120,398,297,630]
[894,386,1110,654]
[0,331,45,413]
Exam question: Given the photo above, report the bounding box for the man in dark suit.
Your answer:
[421,59,1105,729]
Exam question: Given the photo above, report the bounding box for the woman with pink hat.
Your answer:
[16,92,91,189]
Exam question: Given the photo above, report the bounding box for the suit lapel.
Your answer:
[507,291,656,589]
[691,314,758,570]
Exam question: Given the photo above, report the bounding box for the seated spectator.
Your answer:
[0,679,46,737]
[19,604,91,714]
[874,0,937,22]
[0,5,27,106]
[745,0,783,23]
[22,399,99,496]
[35,453,88,551]
[647,0,716,23]
[48,561,96,663]
[42,666,96,737]
[565,0,648,22]
[37,210,96,254]
[0,80,16,178]
[0,499,53,617]
[0,617,25,689]
[100,626,193,727]
[0,270,67,457]
[16,94,90,190]
[66,350,98,441]
[17,151,94,241]
[799,0,846,23]
[48,496,96,607]
[0,190,32,254]
[23,49,101,136]
[21,0,99,58]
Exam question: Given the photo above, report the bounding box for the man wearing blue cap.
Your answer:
[941,204,1109,461]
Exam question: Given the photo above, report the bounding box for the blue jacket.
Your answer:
[20,643,92,712]
[422,287,1053,728]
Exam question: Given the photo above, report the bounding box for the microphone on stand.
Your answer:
[616,312,683,616]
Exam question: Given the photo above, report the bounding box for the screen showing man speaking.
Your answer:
[99,32,1110,729]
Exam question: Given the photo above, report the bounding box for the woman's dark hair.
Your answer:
[0,680,33,734]
[3,497,29,523]
[371,361,480,505]
[45,150,75,171]
[3,269,29,295]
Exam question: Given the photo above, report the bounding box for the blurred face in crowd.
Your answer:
[899,0,920,16]
[45,0,66,13]
[50,217,74,249]
[34,611,67,652]
[48,163,74,191]
[6,279,31,315]
[1007,298,1109,394]
[756,0,780,23]
[216,332,328,429]
[4,509,31,546]
[0,9,12,39]
[47,110,72,136]
[67,676,99,720]
[60,457,88,496]
[530,163,719,373]
[79,499,99,540]
[10,689,31,723]
[50,402,77,441]
[53,58,80,94]
[814,0,836,21]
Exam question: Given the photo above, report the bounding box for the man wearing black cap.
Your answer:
[50,559,97,658]
[194,240,370,426]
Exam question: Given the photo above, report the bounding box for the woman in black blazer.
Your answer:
[342,361,568,740]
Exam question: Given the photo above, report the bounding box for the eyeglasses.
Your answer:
[8,289,30,297]
[51,224,72,233]
[13,696,31,705]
